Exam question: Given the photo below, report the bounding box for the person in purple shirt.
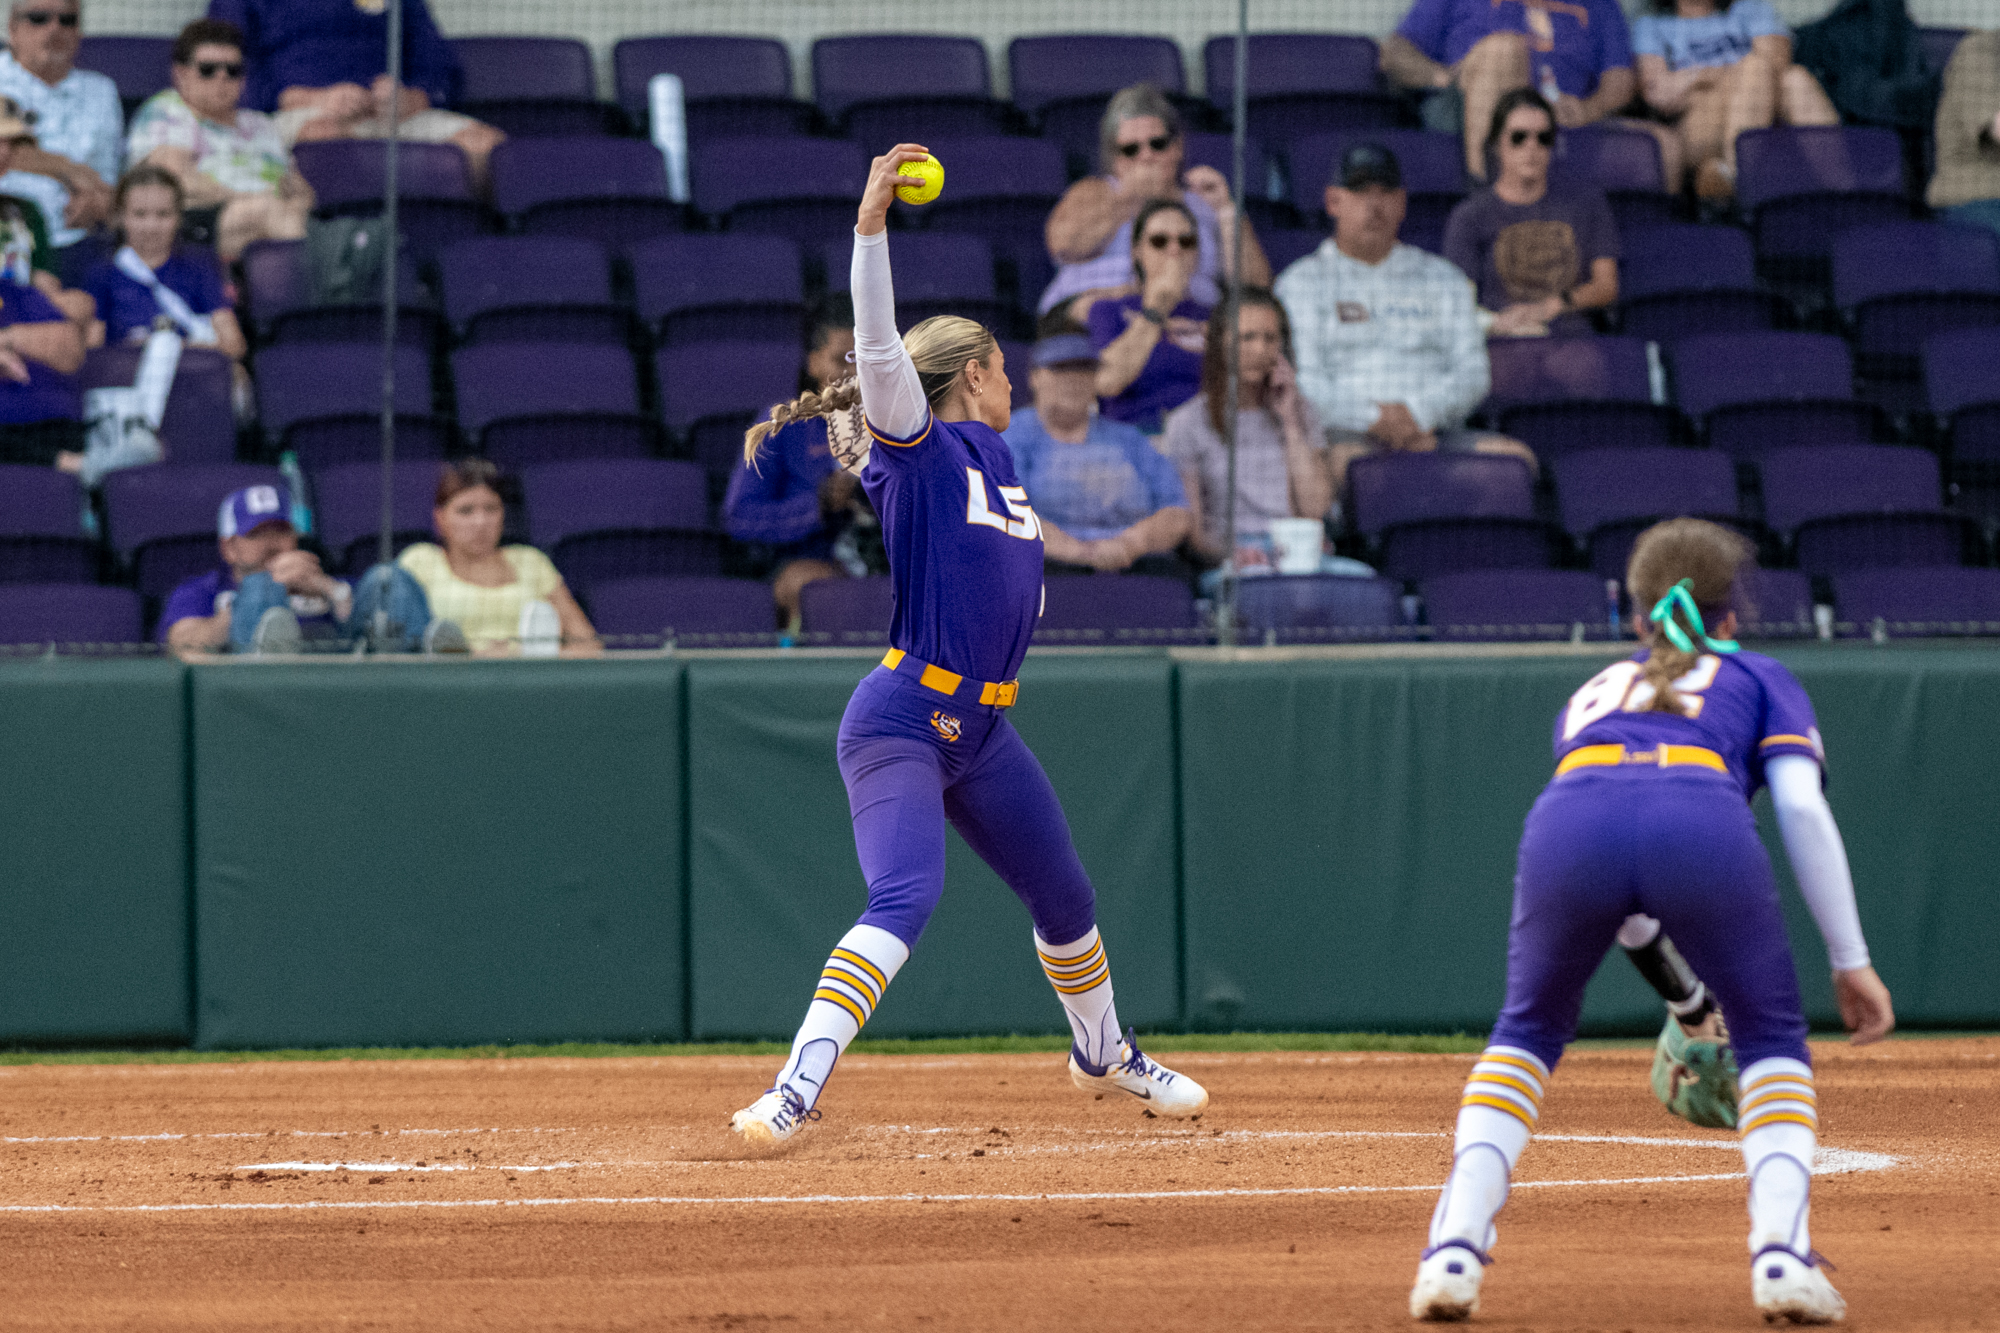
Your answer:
[1084,199,1209,434]
[81,165,245,356]
[206,0,504,187]
[0,273,82,466]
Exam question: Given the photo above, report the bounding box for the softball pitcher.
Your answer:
[1410,518,1894,1324]
[729,144,1206,1148]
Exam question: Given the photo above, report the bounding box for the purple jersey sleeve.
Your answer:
[1749,655,1825,782]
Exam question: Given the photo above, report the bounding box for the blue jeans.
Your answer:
[227,564,431,653]
[1945,200,2000,241]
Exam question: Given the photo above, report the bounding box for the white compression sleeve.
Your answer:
[850,228,929,440]
[1767,754,1869,971]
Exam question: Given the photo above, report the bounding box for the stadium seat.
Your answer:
[451,342,659,466]
[520,458,723,588]
[1009,34,1188,174]
[1758,444,1977,574]
[1347,453,1558,581]
[1552,447,1745,582]
[1483,335,1683,462]
[256,344,445,467]
[309,459,445,575]
[0,583,142,648]
[451,36,624,137]
[1259,227,1325,275]
[78,344,236,467]
[1925,327,2000,522]
[995,338,1033,409]
[489,137,682,246]
[821,232,1008,332]
[1035,574,1198,645]
[1287,130,1464,252]
[1421,569,1612,641]
[74,35,172,117]
[612,35,820,140]
[629,234,807,347]
[1738,567,1815,636]
[813,34,1017,143]
[585,574,775,643]
[0,466,95,584]
[1832,221,2000,384]
[799,574,894,640]
[1553,124,1676,232]
[1671,331,1875,458]
[239,238,441,348]
[102,462,285,601]
[655,340,802,478]
[1181,131,1281,229]
[1833,566,2000,636]
[437,236,629,346]
[690,137,869,250]
[891,136,1066,310]
[1735,126,1910,291]
[1233,573,1404,642]
[1203,33,1403,147]
[290,140,491,269]
[1618,225,1779,345]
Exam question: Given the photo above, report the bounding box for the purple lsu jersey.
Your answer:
[863,410,1045,685]
[1553,648,1825,799]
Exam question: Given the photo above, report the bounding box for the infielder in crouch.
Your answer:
[1410,518,1894,1324]
[729,144,1207,1147]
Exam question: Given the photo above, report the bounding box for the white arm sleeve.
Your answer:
[1767,753,1870,971]
[850,229,930,440]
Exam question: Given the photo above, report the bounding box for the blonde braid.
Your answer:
[742,376,864,469]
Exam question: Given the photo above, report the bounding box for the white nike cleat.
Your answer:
[1068,1027,1208,1116]
[1409,1241,1488,1321]
[729,1084,820,1148]
[1752,1246,1846,1324]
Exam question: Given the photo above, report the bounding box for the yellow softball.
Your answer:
[894,153,944,205]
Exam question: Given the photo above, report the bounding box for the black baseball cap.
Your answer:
[1337,142,1403,190]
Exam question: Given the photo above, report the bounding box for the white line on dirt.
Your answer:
[1,1128,575,1145]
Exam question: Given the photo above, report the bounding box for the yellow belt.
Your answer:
[881,649,1019,708]
[1555,743,1728,778]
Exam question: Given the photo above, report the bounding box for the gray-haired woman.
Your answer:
[1038,83,1269,322]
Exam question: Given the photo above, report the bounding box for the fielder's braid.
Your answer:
[742,376,865,470]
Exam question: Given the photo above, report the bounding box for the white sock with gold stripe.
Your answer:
[1429,1046,1548,1253]
[1739,1058,1818,1255]
[1036,927,1121,1071]
[773,924,910,1111]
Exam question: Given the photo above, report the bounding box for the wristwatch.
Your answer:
[1139,307,1168,326]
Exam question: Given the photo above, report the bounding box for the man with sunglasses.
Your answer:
[0,0,121,263]
[127,19,310,263]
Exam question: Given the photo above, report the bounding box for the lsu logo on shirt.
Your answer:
[930,711,962,742]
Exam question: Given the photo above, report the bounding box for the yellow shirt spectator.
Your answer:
[397,541,561,651]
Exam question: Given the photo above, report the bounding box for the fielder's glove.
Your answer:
[1650,1008,1739,1129]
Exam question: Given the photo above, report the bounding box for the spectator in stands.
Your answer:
[1039,83,1269,322]
[208,0,505,189]
[1927,29,2000,239]
[0,0,120,268]
[1444,89,1620,339]
[1085,199,1210,433]
[0,253,82,467]
[1164,289,1346,576]
[82,166,245,361]
[126,18,311,263]
[0,94,92,331]
[1276,143,1536,490]
[398,459,600,656]
[1382,0,1681,185]
[1004,331,1190,575]
[160,481,435,655]
[1634,0,1838,199]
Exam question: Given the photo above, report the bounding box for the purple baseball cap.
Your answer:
[218,483,293,539]
[1031,333,1100,369]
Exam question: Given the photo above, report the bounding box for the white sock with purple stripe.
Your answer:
[771,924,909,1111]
[1428,1046,1548,1255]
[1036,927,1121,1071]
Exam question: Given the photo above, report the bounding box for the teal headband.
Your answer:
[1649,578,1738,655]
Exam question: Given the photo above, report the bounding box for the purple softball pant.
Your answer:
[1491,767,1811,1073]
[835,666,1098,950]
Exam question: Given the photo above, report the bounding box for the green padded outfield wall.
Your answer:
[0,658,190,1044]
[189,659,685,1049]
[685,653,1179,1040]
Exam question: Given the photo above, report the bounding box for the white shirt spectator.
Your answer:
[1275,238,1490,435]
[126,90,289,195]
[0,49,121,247]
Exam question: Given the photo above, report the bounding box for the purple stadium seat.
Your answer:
[799,574,894,640]
[1260,227,1325,276]
[1204,34,1402,146]
[813,34,1013,142]
[1734,126,1909,282]
[612,35,819,139]
[521,458,721,586]
[891,137,1065,303]
[629,234,806,346]
[1009,35,1188,176]
[450,343,656,465]
[1919,27,1968,75]
[1552,125,1675,231]
[1348,453,1558,580]
[438,236,626,346]
[1234,573,1404,642]
[256,343,443,467]
[101,463,284,599]
[1180,132,1278,228]
[0,584,142,648]
[1619,225,1777,344]
[690,137,869,247]
[1759,444,1972,574]
[74,36,172,113]
[823,232,1006,330]
[1833,566,2000,636]
[0,465,94,583]
[308,460,444,575]
[290,140,490,267]
[240,238,440,347]
[995,338,1033,409]
[1287,131,1464,252]
[1832,222,2000,381]
[1671,331,1872,458]
[1484,335,1682,461]
[656,340,803,477]
[452,36,622,137]
[1422,569,1612,640]
[585,575,774,643]
[1739,567,1814,635]
[1925,329,2000,508]
[1552,446,1743,580]
[78,344,236,466]
[1034,574,1197,644]
[489,138,681,245]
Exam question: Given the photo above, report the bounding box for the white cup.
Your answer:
[1267,518,1324,575]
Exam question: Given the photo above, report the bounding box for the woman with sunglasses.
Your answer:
[1039,83,1269,324]
[1442,87,1620,338]
[1083,199,1210,433]
[126,19,311,264]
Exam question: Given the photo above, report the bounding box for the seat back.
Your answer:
[690,137,869,218]
[1484,334,1652,412]
[628,234,805,343]
[491,138,671,216]
[308,460,444,574]
[0,584,142,647]
[521,459,710,549]
[0,465,85,538]
[613,35,793,116]
[292,140,476,209]
[450,343,640,434]
[1235,574,1402,634]
[1621,225,1757,299]
[1834,566,2000,632]
[1553,447,1739,539]
[822,232,997,304]
[78,344,237,466]
[799,574,895,635]
[256,343,434,439]
[892,136,1065,206]
[1832,221,2000,310]
[1422,569,1609,639]
[586,575,774,639]
[1287,130,1465,216]
[1736,125,1906,210]
[74,35,173,106]
[1204,33,1382,101]
[656,340,802,474]
[1672,331,1854,419]
[1007,34,1185,115]
[438,236,614,327]
[453,36,594,101]
[1760,444,1942,533]
[101,463,285,562]
[1348,453,1536,539]
[1553,124,1665,193]
[1036,575,1196,642]
[812,35,990,117]
[1925,326,2000,416]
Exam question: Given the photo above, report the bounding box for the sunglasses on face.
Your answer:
[14,10,78,25]
[1508,129,1556,147]
[1145,232,1198,252]
[194,61,244,79]
[1117,134,1174,158]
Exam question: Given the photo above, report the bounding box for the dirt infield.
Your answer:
[0,1037,1994,1331]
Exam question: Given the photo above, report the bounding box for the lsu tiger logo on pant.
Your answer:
[930,711,962,742]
